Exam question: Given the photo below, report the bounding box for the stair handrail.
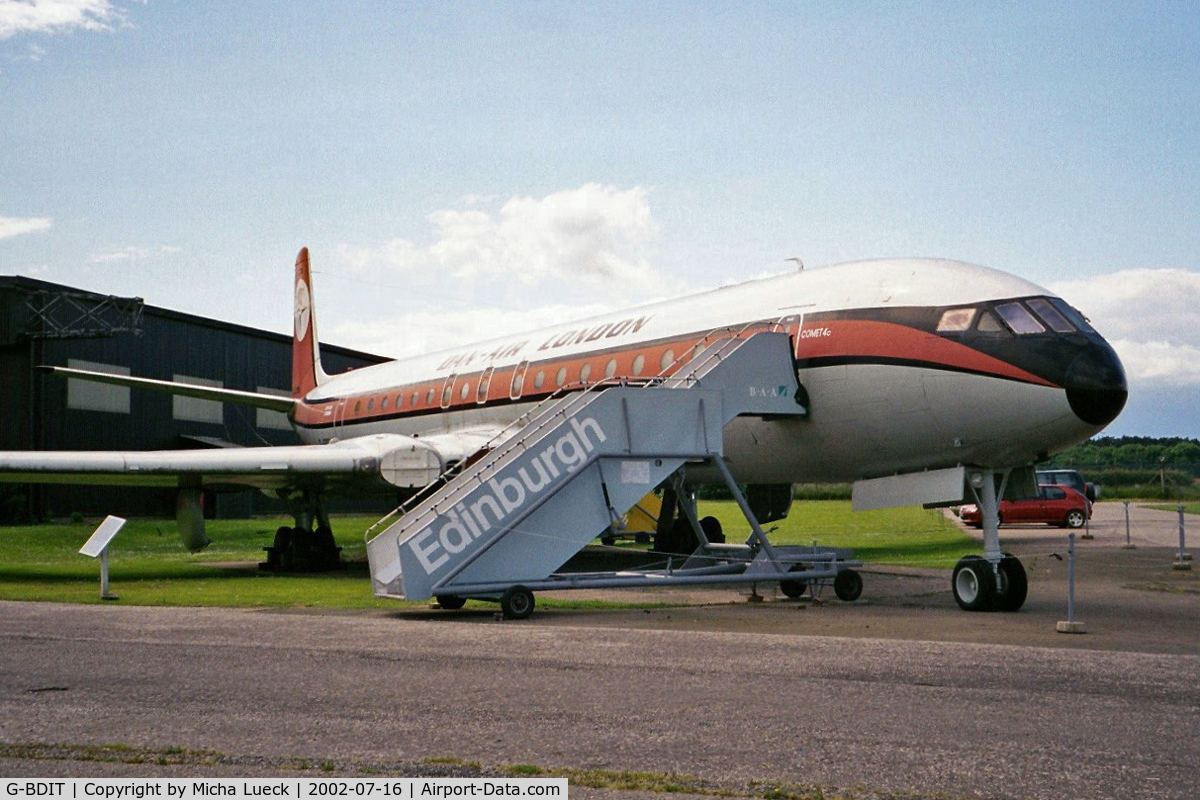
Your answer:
[364,323,795,543]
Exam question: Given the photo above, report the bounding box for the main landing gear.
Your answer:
[953,469,1028,612]
[260,491,342,573]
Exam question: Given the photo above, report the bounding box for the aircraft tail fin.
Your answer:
[292,247,330,397]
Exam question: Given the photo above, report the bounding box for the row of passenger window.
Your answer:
[936,296,1094,336]
[347,347,690,417]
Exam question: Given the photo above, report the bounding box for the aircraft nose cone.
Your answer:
[1065,339,1128,427]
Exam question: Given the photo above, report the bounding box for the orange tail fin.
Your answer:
[292,247,329,397]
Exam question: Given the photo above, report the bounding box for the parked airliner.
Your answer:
[0,248,1126,611]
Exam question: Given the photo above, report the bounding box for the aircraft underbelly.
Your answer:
[718,365,1085,484]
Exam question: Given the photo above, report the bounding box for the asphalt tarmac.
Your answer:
[1,502,1197,800]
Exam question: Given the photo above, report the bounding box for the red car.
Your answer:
[959,484,1092,529]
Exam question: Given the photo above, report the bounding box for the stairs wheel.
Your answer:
[833,568,863,602]
[500,585,536,620]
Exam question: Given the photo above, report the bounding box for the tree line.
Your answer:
[1045,436,1200,499]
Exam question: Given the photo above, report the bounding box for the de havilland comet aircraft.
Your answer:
[0,248,1126,612]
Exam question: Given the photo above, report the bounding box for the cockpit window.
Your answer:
[937,308,976,332]
[1047,297,1095,333]
[1027,298,1075,333]
[995,302,1045,334]
[977,311,1005,332]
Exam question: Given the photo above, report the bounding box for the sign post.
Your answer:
[79,515,126,600]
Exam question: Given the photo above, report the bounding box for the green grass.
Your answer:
[698,499,975,569]
[1144,503,1200,515]
[0,515,403,608]
[0,501,976,607]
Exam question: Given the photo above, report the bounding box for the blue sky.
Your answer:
[2,1,1198,438]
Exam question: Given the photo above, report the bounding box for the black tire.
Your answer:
[700,516,725,544]
[435,595,466,610]
[952,555,996,611]
[779,579,807,599]
[994,553,1028,612]
[500,585,535,620]
[833,568,863,602]
[1065,509,1086,528]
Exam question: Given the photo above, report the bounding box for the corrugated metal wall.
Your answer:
[1,277,388,522]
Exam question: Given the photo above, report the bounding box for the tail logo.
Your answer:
[294,279,312,341]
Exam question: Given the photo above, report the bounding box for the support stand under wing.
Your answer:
[365,332,862,617]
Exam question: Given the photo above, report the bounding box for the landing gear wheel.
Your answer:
[500,585,535,620]
[700,516,725,544]
[952,555,996,611]
[435,595,466,610]
[833,568,863,602]
[779,577,808,599]
[994,553,1028,612]
[1065,509,1086,528]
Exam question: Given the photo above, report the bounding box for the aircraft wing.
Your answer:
[0,427,507,492]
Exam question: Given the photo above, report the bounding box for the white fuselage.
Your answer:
[293,258,1122,485]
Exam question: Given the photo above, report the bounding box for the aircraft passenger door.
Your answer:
[477,366,495,404]
[331,398,349,441]
[509,360,529,400]
[439,373,456,410]
[779,314,804,357]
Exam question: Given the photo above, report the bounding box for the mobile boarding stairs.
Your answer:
[365,332,862,618]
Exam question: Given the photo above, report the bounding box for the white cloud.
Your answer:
[0,0,127,40]
[0,215,52,239]
[1051,269,1200,387]
[333,184,675,297]
[89,244,181,263]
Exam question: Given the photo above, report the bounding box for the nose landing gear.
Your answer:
[953,469,1028,612]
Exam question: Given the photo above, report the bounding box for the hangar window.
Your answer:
[172,374,224,424]
[1027,298,1076,333]
[555,366,567,386]
[604,358,617,379]
[66,359,131,414]
[579,363,592,384]
[936,308,976,332]
[660,349,675,371]
[995,303,1045,334]
[256,386,292,430]
[632,354,645,376]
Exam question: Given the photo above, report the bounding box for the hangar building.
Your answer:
[0,275,387,523]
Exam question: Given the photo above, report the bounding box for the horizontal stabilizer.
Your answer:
[42,366,296,413]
